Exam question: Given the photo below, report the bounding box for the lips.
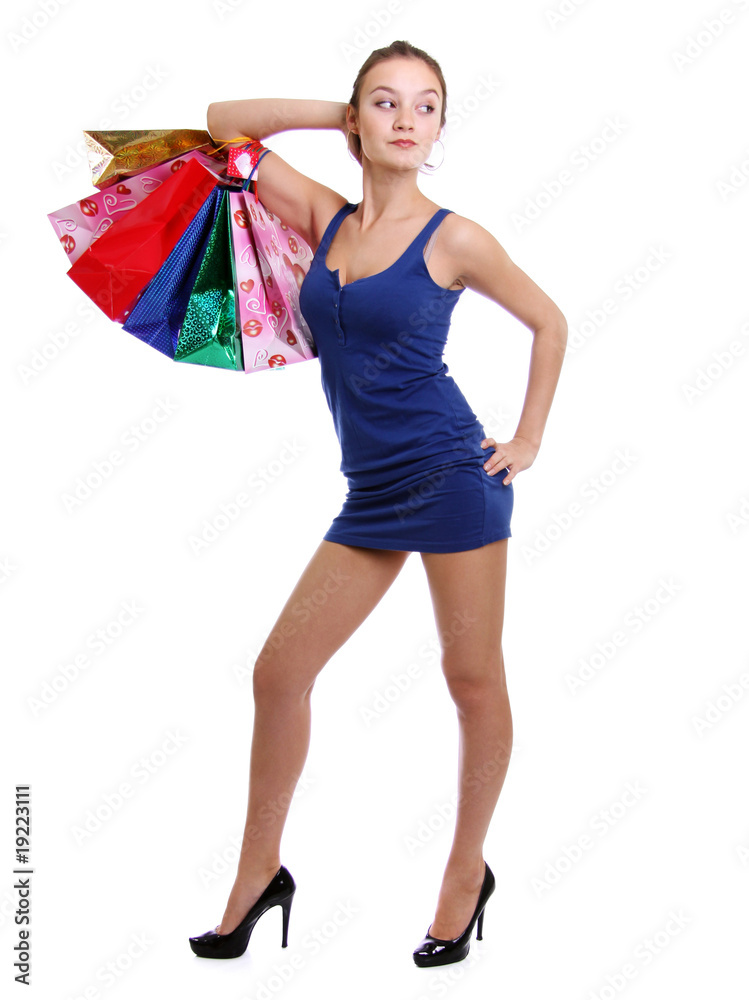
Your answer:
[392,140,416,147]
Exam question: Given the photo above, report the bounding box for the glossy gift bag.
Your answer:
[47,149,227,265]
[173,189,243,370]
[228,189,316,373]
[121,186,225,357]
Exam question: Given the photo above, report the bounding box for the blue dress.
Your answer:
[298,201,513,553]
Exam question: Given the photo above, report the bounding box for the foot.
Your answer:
[427,860,486,941]
[215,861,282,936]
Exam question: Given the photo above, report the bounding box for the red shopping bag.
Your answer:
[66,157,219,322]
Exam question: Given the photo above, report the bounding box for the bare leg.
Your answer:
[419,537,511,939]
[216,539,410,934]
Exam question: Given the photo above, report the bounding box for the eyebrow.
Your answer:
[368,85,439,98]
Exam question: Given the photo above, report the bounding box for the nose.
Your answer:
[394,111,414,131]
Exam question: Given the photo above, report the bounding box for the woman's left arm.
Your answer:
[447,216,568,485]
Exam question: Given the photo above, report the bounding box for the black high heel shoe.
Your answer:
[412,861,495,968]
[189,865,296,959]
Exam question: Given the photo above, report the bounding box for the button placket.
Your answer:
[333,287,345,345]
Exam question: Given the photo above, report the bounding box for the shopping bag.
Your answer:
[47,149,227,264]
[121,186,225,357]
[66,156,219,322]
[173,189,243,370]
[84,129,224,189]
[228,188,316,372]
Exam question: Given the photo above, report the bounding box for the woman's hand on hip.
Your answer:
[481,436,539,484]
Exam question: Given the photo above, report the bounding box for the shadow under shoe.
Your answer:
[189,865,296,959]
[412,861,495,968]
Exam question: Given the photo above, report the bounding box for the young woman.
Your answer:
[189,39,567,969]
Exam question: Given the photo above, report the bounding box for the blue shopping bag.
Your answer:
[122,185,224,357]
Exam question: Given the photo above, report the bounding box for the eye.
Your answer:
[376,100,395,108]
[420,104,436,113]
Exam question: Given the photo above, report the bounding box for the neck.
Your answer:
[355,158,433,227]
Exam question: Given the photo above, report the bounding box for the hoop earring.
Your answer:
[346,128,360,164]
[421,137,445,172]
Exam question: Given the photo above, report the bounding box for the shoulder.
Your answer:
[438,212,567,333]
[437,212,513,292]
[440,213,507,263]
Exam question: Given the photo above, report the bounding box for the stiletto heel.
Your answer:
[189,865,296,959]
[280,894,293,948]
[412,861,495,968]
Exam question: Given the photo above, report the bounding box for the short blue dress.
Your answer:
[298,201,513,553]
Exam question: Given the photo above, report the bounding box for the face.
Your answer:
[349,57,443,170]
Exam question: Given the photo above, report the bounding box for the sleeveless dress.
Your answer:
[298,201,513,553]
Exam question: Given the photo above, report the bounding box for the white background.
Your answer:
[2,0,748,997]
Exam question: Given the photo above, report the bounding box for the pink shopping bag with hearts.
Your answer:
[228,190,317,373]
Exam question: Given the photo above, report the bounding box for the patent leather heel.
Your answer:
[280,893,292,948]
[412,861,495,968]
[189,865,296,959]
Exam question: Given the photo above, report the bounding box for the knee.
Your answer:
[252,648,312,703]
[443,659,508,709]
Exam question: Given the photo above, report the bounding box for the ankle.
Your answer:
[236,857,282,881]
[443,856,485,883]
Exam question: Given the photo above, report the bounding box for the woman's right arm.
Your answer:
[206,98,350,249]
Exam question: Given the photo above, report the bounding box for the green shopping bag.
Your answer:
[174,189,243,370]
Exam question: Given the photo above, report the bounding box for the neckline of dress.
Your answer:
[324,202,447,290]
